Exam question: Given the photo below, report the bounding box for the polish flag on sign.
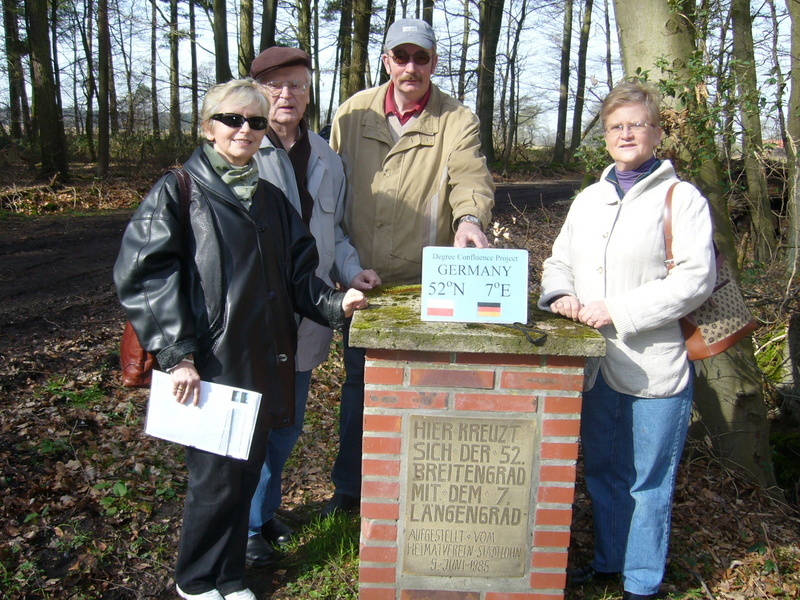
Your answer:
[426,299,455,317]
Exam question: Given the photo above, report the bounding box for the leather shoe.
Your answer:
[245,534,276,568]
[320,492,360,517]
[261,516,294,547]
[567,564,620,586]
[623,592,662,600]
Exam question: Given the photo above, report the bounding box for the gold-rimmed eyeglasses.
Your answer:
[604,121,654,136]
[262,81,309,97]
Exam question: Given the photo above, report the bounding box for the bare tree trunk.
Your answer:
[732,0,777,262]
[457,0,470,102]
[239,0,255,77]
[190,0,198,139]
[214,0,232,82]
[97,0,111,176]
[552,0,572,164]
[614,0,778,491]
[150,0,160,136]
[603,0,612,90]
[476,0,505,162]
[169,0,181,139]
[787,0,800,276]
[337,0,352,103]
[259,0,277,51]
[348,0,372,94]
[26,0,69,179]
[3,0,27,139]
[79,0,97,160]
[501,0,528,174]
[568,0,593,160]
[377,0,396,87]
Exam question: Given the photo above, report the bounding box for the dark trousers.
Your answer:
[331,327,365,498]
[175,428,269,595]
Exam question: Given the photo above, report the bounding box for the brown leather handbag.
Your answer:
[120,169,192,387]
[663,182,758,360]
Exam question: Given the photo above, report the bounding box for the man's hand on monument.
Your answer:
[350,269,381,291]
[454,222,489,249]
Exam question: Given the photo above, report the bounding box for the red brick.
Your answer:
[366,390,449,409]
[530,550,568,569]
[533,529,572,548]
[359,565,396,584]
[529,571,567,590]
[401,592,479,600]
[542,396,582,414]
[362,521,397,541]
[362,458,401,477]
[545,355,584,368]
[485,594,540,600]
[535,508,574,526]
[455,352,542,367]
[363,436,402,456]
[501,371,583,392]
[409,368,495,389]
[537,486,575,505]
[362,480,400,500]
[369,349,450,363]
[540,442,578,460]
[359,545,398,564]
[359,588,396,600]
[365,366,405,385]
[455,393,537,412]
[538,464,576,483]
[364,414,402,433]
[541,418,580,437]
[362,501,400,520]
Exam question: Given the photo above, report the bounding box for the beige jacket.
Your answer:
[330,82,495,285]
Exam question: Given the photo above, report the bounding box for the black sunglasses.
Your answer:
[388,50,432,66]
[211,113,268,130]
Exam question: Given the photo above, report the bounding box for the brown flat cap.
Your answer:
[250,46,312,81]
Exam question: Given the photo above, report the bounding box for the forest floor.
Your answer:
[0,162,798,600]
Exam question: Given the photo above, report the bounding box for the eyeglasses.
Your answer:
[262,81,309,96]
[604,121,654,135]
[388,50,432,66]
[211,113,268,130]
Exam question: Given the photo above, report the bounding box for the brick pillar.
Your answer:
[350,289,603,600]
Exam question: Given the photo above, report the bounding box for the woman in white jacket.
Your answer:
[538,81,715,600]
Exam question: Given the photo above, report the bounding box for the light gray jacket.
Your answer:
[538,160,715,397]
[255,129,363,371]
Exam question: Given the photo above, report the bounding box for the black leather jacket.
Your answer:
[114,147,345,431]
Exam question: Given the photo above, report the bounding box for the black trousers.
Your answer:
[174,428,270,595]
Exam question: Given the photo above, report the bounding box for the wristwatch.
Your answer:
[457,215,482,227]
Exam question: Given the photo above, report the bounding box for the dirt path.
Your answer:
[0,180,580,354]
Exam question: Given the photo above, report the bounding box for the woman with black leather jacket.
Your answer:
[114,78,366,600]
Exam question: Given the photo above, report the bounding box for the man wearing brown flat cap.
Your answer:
[245,46,380,566]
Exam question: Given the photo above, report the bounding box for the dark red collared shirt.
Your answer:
[384,83,432,125]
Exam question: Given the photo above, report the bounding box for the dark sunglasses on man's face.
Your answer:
[388,50,432,66]
[211,113,269,130]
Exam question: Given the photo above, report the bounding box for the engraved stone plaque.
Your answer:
[402,415,536,577]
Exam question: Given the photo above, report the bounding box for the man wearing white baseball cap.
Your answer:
[324,18,495,517]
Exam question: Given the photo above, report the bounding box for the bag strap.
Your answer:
[170,168,192,237]
[663,181,679,272]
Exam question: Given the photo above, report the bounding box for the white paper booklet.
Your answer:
[145,370,262,459]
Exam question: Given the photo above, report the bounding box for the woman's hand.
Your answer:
[578,300,612,329]
[171,359,201,406]
[342,289,369,318]
[550,295,583,321]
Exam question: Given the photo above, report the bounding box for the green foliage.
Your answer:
[43,376,105,408]
[66,131,196,168]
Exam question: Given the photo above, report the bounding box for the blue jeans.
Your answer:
[330,327,365,498]
[581,369,693,596]
[248,369,312,536]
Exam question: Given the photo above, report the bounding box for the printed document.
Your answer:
[145,370,261,459]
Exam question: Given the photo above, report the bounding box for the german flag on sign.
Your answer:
[477,302,501,317]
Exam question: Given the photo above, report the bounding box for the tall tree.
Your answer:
[260,0,278,50]
[214,0,233,82]
[613,0,777,490]
[731,0,777,262]
[97,0,111,176]
[476,0,505,162]
[78,0,97,159]
[169,0,181,139]
[568,0,594,159]
[786,0,800,276]
[189,0,199,138]
[348,0,372,93]
[337,0,353,103]
[552,0,573,164]
[26,0,69,178]
[239,0,255,77]
[3,0,29,139]
[150,0,160,135]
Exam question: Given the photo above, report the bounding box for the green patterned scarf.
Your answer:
[203,143,259,209]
